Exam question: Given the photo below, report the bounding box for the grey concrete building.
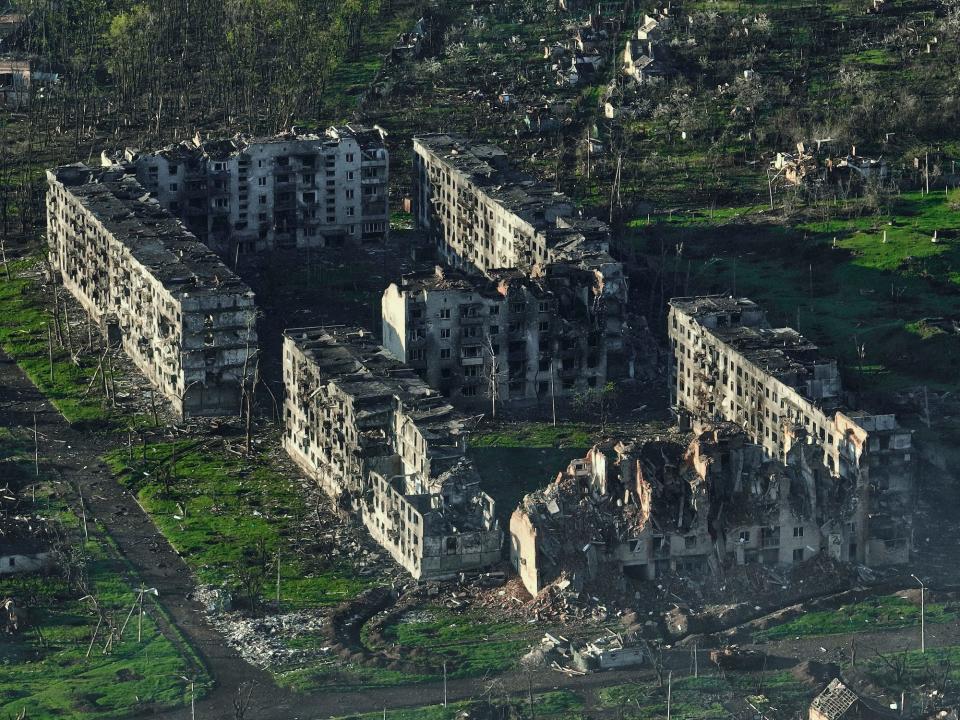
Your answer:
[282,326,502,579]
[510,420,871,597]
[412,133,610,273]
[111,125,388,259]
[401,134,635,408]
[382,265,627,409]
[667,295,913,566]
[46,164,258,417]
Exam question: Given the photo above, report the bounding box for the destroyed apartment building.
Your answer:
[104,124,389,258]
[282,326,502,579]
[382,264,638,408]
[46,164,258,417]
[510,419,867,596]
[669,295,913,565]
[404,134,635,406]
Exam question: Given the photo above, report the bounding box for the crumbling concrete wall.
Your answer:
[668,296,913,566]
[382,266,616,409]
[46,164,257,417]
[121,125,389,260]
[282,327,502,580]
[511,418,887,597]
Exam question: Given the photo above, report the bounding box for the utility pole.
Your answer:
[550,357,557,427]
[912,574,926,653]
[442,661,447,707]
[276,548,281,611]
[666,671,673,720]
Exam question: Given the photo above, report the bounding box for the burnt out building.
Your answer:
[282,326,501,579]
[382,266,631,409]
[46,164,258,417]
[108,125,389,259]
[396,135,636,408]
[510,420,868,597]
[668,295,913,566]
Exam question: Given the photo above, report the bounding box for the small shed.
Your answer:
[809,679,860,720]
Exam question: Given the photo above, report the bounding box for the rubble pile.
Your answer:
[214,608,331,669]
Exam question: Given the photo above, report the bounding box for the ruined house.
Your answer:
[668,295,913,566]
[622,40,668,83]
[773,143,887,189]
[46,164,258,417]
[0,54,57,108]
[392,16,432,61]
[510,419,868,597]
[108,125,389,258]
[282,326,501,579]
[382,264,631,409]
[0,517,54,576]
[409,135,634,396]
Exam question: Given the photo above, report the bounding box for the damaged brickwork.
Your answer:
[668,295,913,566]
[282,326,501,579]
[46,164,258,418]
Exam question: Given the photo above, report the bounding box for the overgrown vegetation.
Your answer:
[103,437,371,610]
[754,595,957,641]
[330,689,584,720]
[0,257,110,424]
[0,433,205,719]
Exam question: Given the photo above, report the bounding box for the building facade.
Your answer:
[282,326,501,579]
[404,135,634,408]
[383,265,625,408]
[668,295,913,565]
[46,164,258,417]
[114,125,388,258]
[510,420,869,598]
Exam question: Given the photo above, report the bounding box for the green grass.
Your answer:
[103,438,371,609]
[0,258,111,424]
[0,508,206,719]
[378,605,531,679]
[636,189,960,393]
[754,595,957,641]
[865,645,960,692]
[599,671,811,719]
[329,689,584,720]
[469,423,596,448]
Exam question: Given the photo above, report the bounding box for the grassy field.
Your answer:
[0,502,206,718]
[754,595,957,642]
[377,605,531,678]
[0,257,110,425]
[279,604,535,693]
[597,671,810,719]
[866,644,960,693]
[330,689,583,720]
[103,438,371,610]
[633,189,960,393]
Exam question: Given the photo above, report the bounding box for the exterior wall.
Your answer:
[46,167,257,417]
[667,297,913,566]
[133,128,389,259]
[412,137,571,274]
[282,335,367,499]
[282,328,502,580]
[0,552,52,575]
[384,279,607,407]
[509,509,541,594]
